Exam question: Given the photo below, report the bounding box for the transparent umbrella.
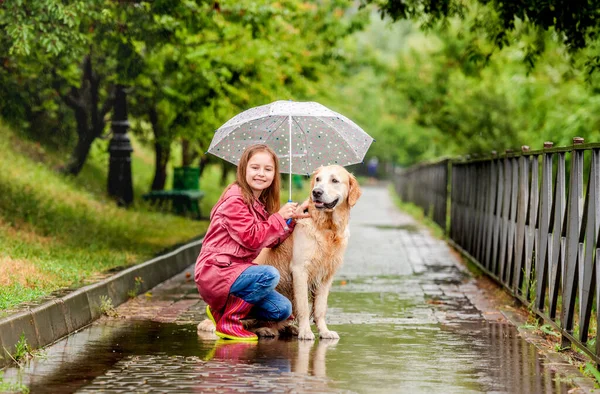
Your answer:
[208,100,374,199]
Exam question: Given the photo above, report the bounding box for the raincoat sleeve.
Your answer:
[264,219,296,248]
[221,197,290,250]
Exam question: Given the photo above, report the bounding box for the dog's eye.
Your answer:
[332,178,339,183]
[316,177,320,182]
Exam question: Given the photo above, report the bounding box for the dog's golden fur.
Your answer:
[254,165,361,340]
[197,165,361,340]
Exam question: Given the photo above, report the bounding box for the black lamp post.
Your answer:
[108,84,133,206]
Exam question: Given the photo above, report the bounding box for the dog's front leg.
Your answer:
[313,277,339,339]
[292,265,315,340]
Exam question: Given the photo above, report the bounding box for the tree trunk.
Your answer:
[221,162,235,186]
[149,106,170,191]
[151,143,170,191]
[64,108,94,175]
[182,138,192,166]
[56,53,114,176]
[198,154,210,178]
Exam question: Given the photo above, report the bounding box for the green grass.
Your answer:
[0,371,29,394]
[388,184,446,239]
[0,123,211,311]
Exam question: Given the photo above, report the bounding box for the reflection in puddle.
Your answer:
[2,316,574,393]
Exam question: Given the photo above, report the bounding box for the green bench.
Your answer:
[143,167,205,220]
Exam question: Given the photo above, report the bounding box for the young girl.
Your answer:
[195,144,308,341]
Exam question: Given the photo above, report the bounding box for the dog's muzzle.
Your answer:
[312,188,340,210]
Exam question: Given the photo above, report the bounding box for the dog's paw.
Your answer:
[255,327,279,337]
[197,319,218,340]
[284,323,299,336]
[297,327,316,341]
[197,319,215,333]
[319,330,339,340]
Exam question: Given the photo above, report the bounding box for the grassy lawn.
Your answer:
[0,125,209,312]
[0,123,313,313]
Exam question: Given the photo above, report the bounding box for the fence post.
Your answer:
[578,146,600,343]
[535,143,553,311]
[548,144,565,319]
[514,146,529,293]
[561,137,585,348]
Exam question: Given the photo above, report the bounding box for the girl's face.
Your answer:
[246,151,276,198]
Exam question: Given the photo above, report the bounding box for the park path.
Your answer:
[2,185,593,393]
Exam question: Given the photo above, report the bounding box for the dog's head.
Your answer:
[309,165,361,211]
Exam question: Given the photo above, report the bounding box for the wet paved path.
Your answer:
[2,186,587,393]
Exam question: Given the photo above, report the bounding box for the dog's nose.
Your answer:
[312,189,323,199]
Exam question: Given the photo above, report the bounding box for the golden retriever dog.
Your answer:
[198,165,361,340]
[254,165,361,340]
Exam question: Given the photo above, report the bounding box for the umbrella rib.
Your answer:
[218,107,275,130]
[223,115,280,146]
[251,115,286,144]
[263,116,288,146]
[316,116,363,160]
[291,117,312,175]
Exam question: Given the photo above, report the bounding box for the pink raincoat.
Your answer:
[195,184,294,312]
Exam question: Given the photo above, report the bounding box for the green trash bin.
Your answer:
[173,166,200,190]
[292,174,304,190]
[171,166,202,218]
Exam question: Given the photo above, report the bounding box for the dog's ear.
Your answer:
[348,173,361,207]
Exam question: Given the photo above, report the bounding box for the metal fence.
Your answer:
[393,138,600,364]
[394,160,449,231]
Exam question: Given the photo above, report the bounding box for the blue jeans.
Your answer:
[230,265,292,322]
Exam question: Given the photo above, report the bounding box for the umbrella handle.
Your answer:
[286,199,293,226]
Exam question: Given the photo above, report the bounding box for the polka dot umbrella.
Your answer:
[208,100,374,200]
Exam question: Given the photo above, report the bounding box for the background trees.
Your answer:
[348,0,600,164]
[2,0,600,185]
[0,0,365,185]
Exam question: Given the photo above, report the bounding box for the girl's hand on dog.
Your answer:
[293,199,310,220]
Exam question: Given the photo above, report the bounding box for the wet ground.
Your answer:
[1,186,584,393]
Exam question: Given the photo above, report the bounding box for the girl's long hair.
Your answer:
[221,144,281,214]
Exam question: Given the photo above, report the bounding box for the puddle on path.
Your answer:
[2,285,574,394]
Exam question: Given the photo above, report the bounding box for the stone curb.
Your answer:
[0,238,204,368]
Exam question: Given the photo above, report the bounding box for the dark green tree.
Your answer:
[363,0,600,72]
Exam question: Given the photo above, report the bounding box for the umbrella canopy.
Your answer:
[208,100,374,200]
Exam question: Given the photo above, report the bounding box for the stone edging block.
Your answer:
[0,238,203,367]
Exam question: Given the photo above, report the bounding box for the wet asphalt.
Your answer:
[1,186,587,393]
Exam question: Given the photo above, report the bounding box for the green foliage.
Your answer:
[127,276,144,299]
[1,0,89,58]
[0,372,29,394]
[4,0,600,170]
[539,324,560,338]
[363,0,600,67]
[326,9,600,166]
[388,184,445,239]
[13,334,32,364]
[1,0,368,180]
[0,122,207,310]
[99,295,118,317]
[583,362,600,385]
[554,343,569,352]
